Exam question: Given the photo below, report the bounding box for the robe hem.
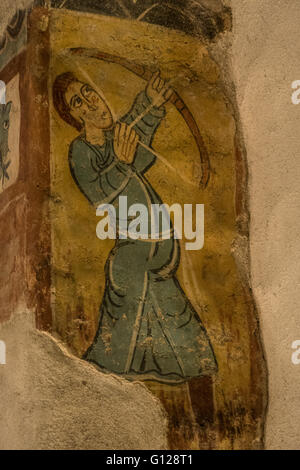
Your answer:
[85,358,217,385]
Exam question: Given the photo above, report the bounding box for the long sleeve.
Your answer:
[69,138,132,207]
[121,91,166,174]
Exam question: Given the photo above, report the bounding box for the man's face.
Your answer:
[65,81,113,130]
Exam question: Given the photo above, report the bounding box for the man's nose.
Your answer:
[83,98,97,110]
[88,103,97,111]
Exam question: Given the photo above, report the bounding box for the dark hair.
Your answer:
[52,72,83,132]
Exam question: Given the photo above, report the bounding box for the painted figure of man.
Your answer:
[53,71,217,384]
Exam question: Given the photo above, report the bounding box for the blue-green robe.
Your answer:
[69,91,217,384]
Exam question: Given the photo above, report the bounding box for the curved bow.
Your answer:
[65,47,210,188]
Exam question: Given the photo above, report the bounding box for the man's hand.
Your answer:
[146,71,173,108]
[114,122,139,164]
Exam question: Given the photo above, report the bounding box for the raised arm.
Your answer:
[119,71,173,173]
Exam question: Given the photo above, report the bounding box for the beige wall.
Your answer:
[231,0,300,450]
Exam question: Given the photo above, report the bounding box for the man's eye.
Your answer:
[74,97,82,108]
[3,120,9,130]
[84,86,93,96]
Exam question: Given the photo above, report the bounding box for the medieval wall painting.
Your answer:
[48,9,267,450]
[0,75,20,194]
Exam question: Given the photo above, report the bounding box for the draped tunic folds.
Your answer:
[68,90,217,383]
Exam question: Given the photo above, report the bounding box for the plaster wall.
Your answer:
[230,0,300,450]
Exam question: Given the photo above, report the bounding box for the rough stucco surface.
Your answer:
[0,312,167,450]
[230,0,300,450]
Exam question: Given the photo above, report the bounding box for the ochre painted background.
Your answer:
[49,10,261,449]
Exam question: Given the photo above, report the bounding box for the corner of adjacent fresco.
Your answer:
[0,2,31,36]
[0,311,168,450]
